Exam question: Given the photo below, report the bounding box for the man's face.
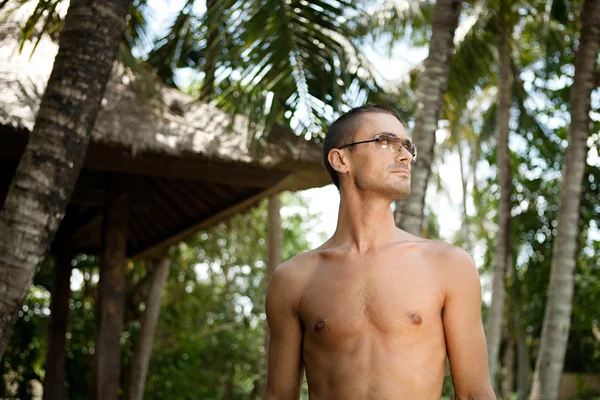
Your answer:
[344,112,413,199]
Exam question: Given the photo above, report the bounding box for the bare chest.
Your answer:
[298,263,444,342]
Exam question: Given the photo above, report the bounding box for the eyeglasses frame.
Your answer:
[337,134,417,160]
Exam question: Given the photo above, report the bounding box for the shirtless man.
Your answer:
[264,105,495,399]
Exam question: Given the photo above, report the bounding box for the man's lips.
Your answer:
[391,169,410,176]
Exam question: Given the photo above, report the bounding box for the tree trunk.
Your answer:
[92,193,130,400]
[265,194,282,341]
[42,245,73,400]
[530,1,600,398]
[487,11,512,388]
[509,269,531,400]
[259,194,283,396]
[486,11,513,391]
[127,257,171,400]
[457,140,471,248]
[503,331,516,400]
[0,0,131,359]
[515,307,531,400]
[393,0,462,234]
[452,105,472,250]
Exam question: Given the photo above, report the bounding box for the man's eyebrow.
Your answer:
[374,131,410,140]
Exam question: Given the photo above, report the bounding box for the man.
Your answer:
[264,105,495,399]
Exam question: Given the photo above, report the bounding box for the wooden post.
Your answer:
[43,244,73,400]
[92,194,129,400]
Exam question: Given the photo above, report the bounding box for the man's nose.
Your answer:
[395,146,413,163]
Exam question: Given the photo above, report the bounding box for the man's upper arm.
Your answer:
[264,262,304,400]
[442,246,496,399]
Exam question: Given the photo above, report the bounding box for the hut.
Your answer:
[0,32,329,398]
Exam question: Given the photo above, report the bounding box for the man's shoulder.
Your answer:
[419,241,480,294]
[270,250,318,288]
[424,239,471,261]
[267,251,318,314]
[403,236,476,274]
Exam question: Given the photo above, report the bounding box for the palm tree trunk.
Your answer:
[452,107,472,250]
[0,0,131,359]
[515,308,530,400]
[486,13,513,391]
[530,1,600,398]
[503,330,516,400]
[458,144,470,241]
[127,257,171,400]
[508,268,531,400]
[394,0,462,234]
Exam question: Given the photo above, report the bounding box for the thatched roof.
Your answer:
[0,32,324,172]
[0,29,331,258]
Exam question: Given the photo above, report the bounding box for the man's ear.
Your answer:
[328,149,349,174]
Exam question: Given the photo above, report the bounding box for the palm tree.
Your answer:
[393,0,462,235]
[530,0,600,398]
[146,0,393,136]
[486,0,514,389]
[434,1,557,389]
[0,0,132,359]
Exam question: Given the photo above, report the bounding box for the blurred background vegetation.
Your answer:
[0,0,599,398]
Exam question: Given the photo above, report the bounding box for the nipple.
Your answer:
[409,312,422,326]
[314,319,329,333]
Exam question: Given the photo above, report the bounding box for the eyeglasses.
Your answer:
[338,133,417,161]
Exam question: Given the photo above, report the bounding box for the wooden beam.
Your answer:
[55,207,102,245]
[92,194,129,400]
[0,131,289,187]
[131,167,330,260]
[69,172,153,209]
[133,186,276,260]
[84,145,287,187]
[0,126,324,187]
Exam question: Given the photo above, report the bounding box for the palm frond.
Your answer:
[201,0,390,137]
[146,0,199,87]
[344,0,431,52]
[124,0,152,52]
[447,5,497,106]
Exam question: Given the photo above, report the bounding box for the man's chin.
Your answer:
[386,185,410,200]
[393,189,411,200]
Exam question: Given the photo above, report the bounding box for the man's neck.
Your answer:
[330,189,400,253]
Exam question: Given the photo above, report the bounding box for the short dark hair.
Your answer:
[322,104,404,189]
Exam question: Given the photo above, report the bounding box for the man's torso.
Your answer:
[293,240,450,399]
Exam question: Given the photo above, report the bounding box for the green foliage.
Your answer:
[143,0,397,137]
[1,286,50,399]
[143,193,318,398]
[435,2,600,398]
[3,0,600,398]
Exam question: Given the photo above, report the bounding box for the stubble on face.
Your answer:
[353,167,411,200]
[385,162,412,199]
